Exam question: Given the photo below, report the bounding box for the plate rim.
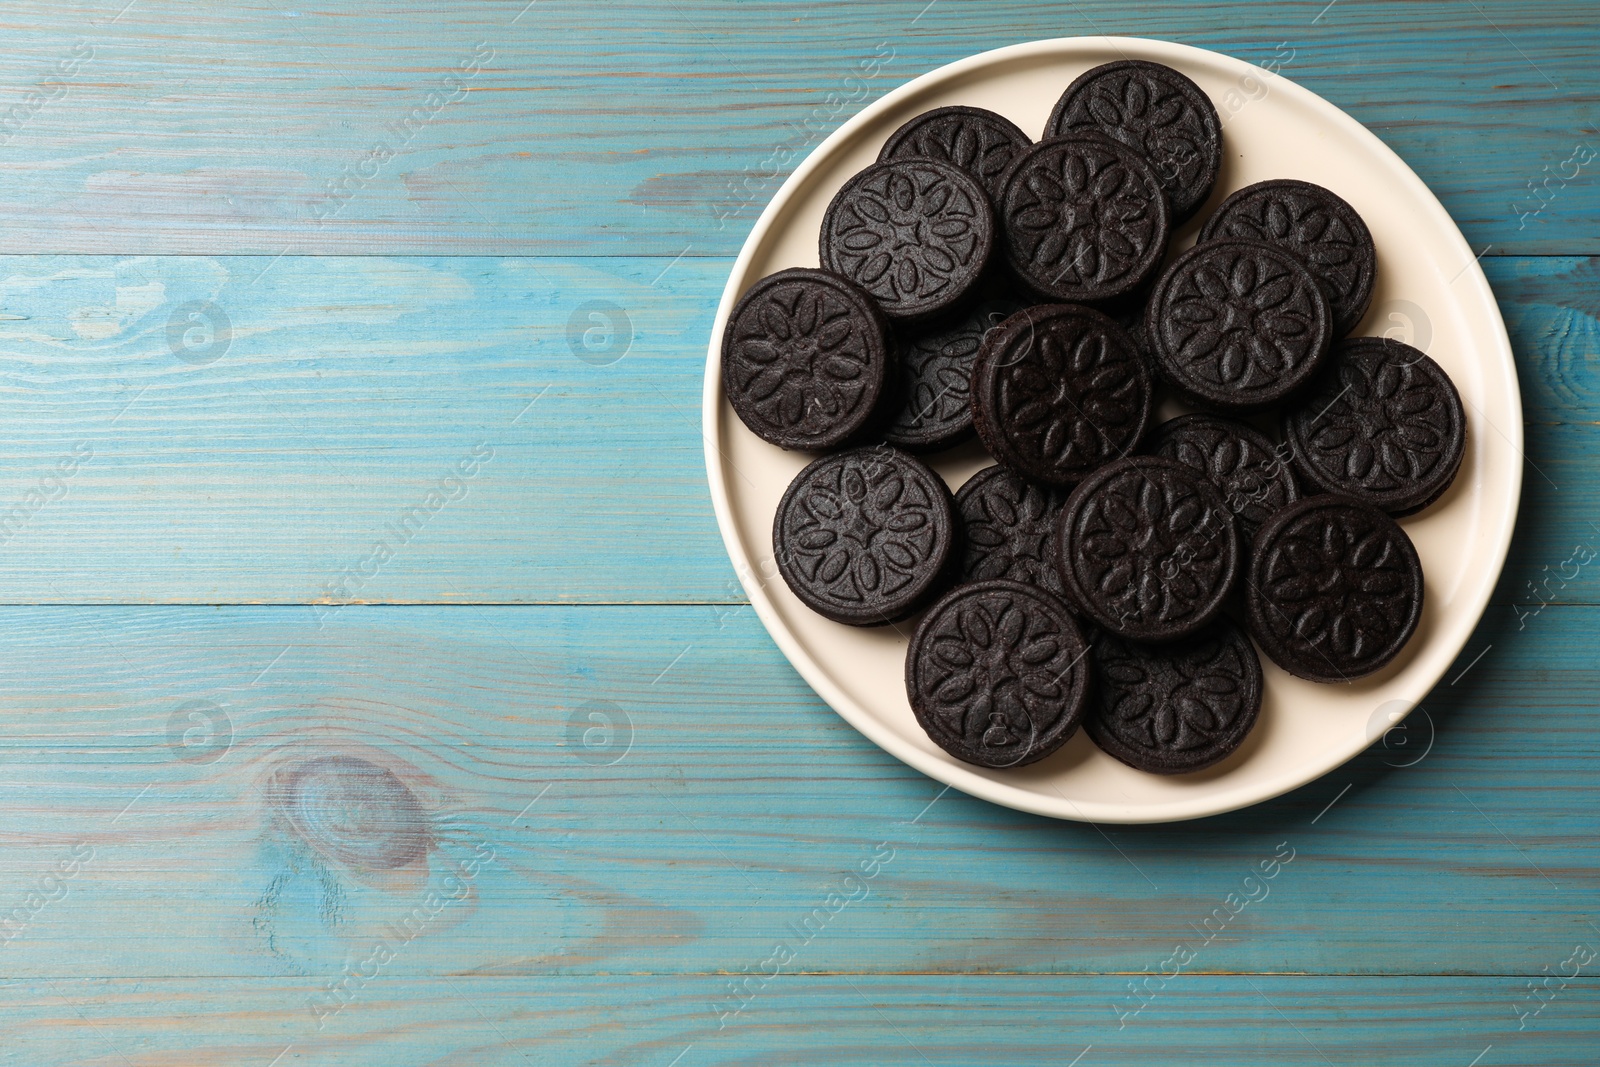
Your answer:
[701,35,1523,823]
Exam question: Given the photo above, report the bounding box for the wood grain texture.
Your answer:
[0,1,1596,1060]
[0,253,1590,604]
[2,976,1595,1067]
[0,253,725,603]
[0,1,1590,254]
[0,604,1590,980]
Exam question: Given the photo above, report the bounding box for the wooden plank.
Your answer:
[0,253,728,604]
[0,1,1592,255]
[0,253,1591,605]
[1488,256,1600,608]
[0,2,1590,1061]
[0,603,1591,979]
[1494,256,1600,425]
[1,976,1596,1066]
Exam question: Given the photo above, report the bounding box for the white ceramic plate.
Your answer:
[702,37,1521,823]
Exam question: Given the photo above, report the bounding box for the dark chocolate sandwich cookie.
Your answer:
[1246,495,1423,682]
[721,267,890,451]
[879,106,1033,205]
[883,294,1024,452]
[820,158,994,323]
[1199,179,1377,337]
[955,465,1070,595]
[1045,60,1223,225]
[1149,414,1300,544]
[906,579,1090,768]
[1057,455,1240,642]
[970,303,1152,488]
[773,446,956,626]
[999,136,1170,305]
[1282,337,1466,516]
[1087,620,1262,774]
[1146,239,1332,412]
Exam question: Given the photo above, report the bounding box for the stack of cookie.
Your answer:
[722,60,1465,776]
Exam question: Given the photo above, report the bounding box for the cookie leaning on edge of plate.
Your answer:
[772,446,957,626]
[906,578,1091,768]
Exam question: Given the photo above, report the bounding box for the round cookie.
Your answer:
[1148,414,1300,544]
[999,135,1171,305]
[970,303,1152,488]
[906,579,1091,768]
[721,267,891,451]
[1045,59,1223,225]
[773,446,956,626]
[883,294,1025,452]
[1199,179,1377,338]
[1146,239,1332,412]
[1056,455,1240,642]
[954,465,1070,595]
[1087,620,1262,775]
[1282,336,1466,516]
[1245,495,1424,682]
[879,105,1033,205]
[820,158,994,322]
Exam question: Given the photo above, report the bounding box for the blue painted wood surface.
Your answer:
[0,1,1592,255]
[0,2,1596,1064]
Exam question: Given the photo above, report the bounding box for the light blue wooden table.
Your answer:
[0,2,1595,1063]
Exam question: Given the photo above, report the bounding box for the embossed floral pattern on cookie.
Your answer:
[1046,60,1222,223]
[1058,456,1239,641]
[1148,239,1331,410]
[970,304,1152,488]
[1246,495,1423,681]
[774,447,955,626]
[955,465,1070,594]
[1149,414,1300,543]
[821,158,992,321]
[1284,337,1465,515]
[1088,621,1262,774]
[1200,179,1377,336]
[1001,137,1170,303]
[722,268,889,451]
[907,579,1090,767]
[884,296,1023,452]
[879,105,1033,202]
